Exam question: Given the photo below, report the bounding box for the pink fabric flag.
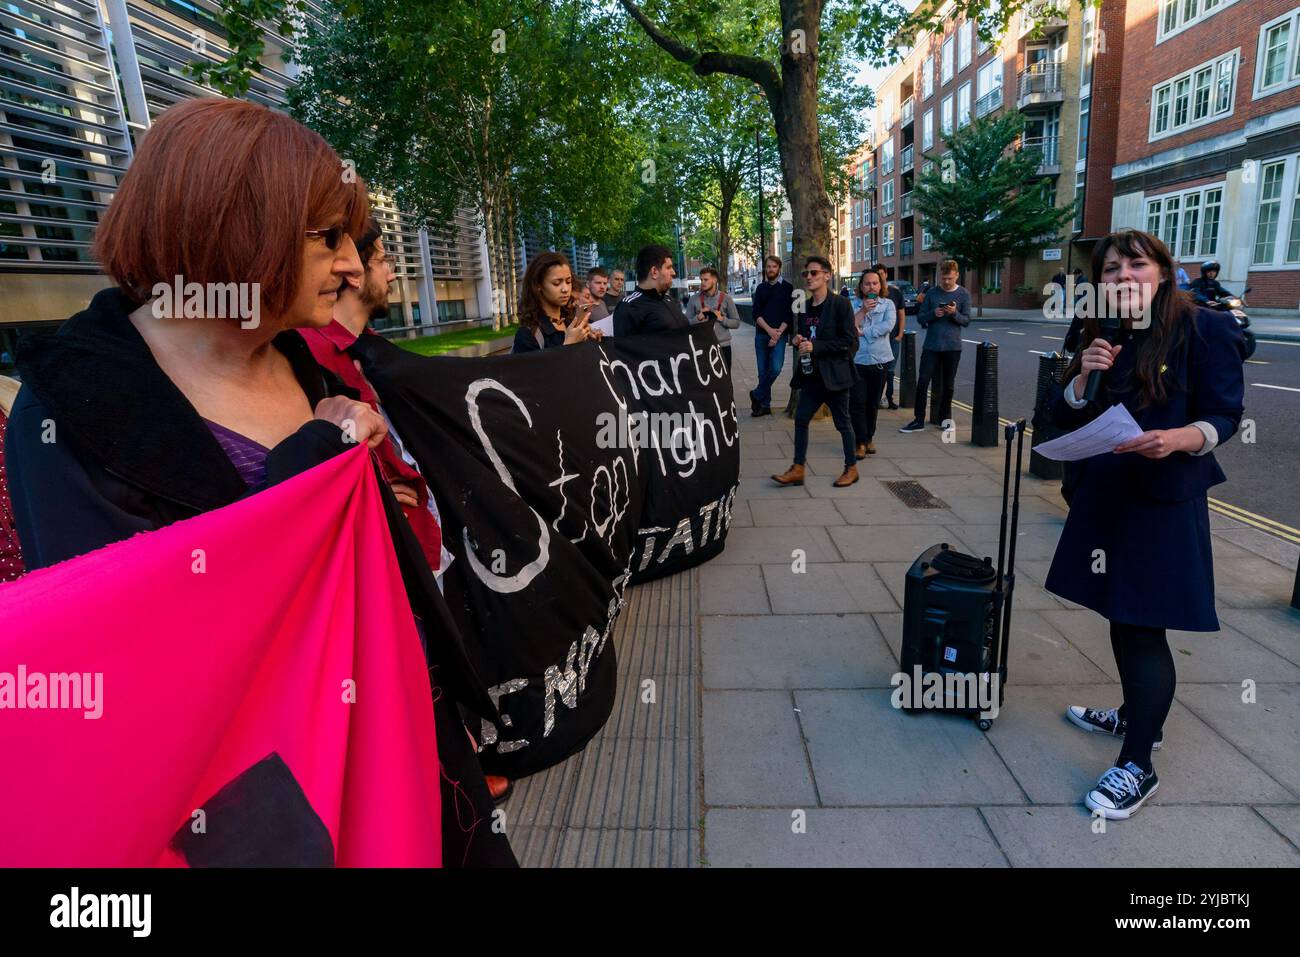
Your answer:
[0,446,441,867]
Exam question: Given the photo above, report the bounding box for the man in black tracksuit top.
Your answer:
[613,244,689,337]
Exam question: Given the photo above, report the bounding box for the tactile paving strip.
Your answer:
[498,567,701,868]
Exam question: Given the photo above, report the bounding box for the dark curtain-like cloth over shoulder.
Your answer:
[351,324,740,777]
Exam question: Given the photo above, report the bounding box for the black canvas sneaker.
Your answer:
[1066,706,1163,750]
[898,419,926,433]
[1084,762,1159,820]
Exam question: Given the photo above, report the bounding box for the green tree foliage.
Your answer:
[911,111,1078,316]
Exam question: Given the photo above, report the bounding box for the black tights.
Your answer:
[1110,621,1175,774]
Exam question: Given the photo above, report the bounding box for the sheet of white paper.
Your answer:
[591,315,614,337]
[1033,402,1144,461]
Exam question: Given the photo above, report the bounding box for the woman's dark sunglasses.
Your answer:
[305,224,346,250]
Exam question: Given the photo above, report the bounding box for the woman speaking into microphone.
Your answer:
[1044,229,1245,820]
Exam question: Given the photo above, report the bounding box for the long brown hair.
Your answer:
[1062,229,1194,407]
[519,250,575,331]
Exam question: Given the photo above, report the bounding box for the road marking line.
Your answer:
[1029,350,1049,355]
[1042,335,1060,340]
[1257,339,1300,346]
[1244,359,1269,365]
[1207,496,1300,533]
[1005,331,1025,335]
[1208,507,1300,545]
[962,338,982,344]
[1252,383,1300,393]
[978,327,994,331]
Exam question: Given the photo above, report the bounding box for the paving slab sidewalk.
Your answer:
[702,341,1300,867]
[503,341,1300,867]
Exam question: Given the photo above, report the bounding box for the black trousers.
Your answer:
[850,362,889,446]
[914,349,961,424]
[793,375,856,467]
[1110,621,1175,774]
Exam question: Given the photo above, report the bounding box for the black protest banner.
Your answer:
[602,327,741,582]
[351,324,739,778]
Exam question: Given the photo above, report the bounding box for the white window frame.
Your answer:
[941,36,955,85]
[1077,95,1090,162]
[1253,9,1300,99]
[957,81,972,128]
[1144,182,1225,260]
[921,227,934,250]
[882,179,895,216]
[958,20,973,70]
[1149,50,1238,141]
[922,55,935,99]
[985,260,1003,292]
[1081,3,1097,92]
[1157,0,1240,44]
[882,139,895,175]
[977,3,992,54]
[1249,154,1300,268]
[883,223,895,258]
[977,59,1001,100]
[941,94,954,135]
[922,109,934,150]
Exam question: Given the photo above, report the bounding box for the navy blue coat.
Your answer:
[1043,307,1246,631]
[512,314,565,354]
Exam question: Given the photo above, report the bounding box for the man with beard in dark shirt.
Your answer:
[613,244,689,337]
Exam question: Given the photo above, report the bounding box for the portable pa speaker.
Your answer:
[897,420,1026,730]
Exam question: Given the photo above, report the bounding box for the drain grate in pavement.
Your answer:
[883,479,949,509]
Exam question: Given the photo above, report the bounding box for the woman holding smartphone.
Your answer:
[849,269,896,457]
[512,250,602,354]
[1045,229,1245,820]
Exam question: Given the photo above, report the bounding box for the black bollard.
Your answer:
[1291,561,1300,612]
[970,341,999,446]
[899,330,917,408]
[1029,351,1071,479]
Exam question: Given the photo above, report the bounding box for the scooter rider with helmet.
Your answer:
[1188,260,1230,305]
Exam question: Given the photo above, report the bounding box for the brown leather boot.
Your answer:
[771,463,805,486]
[864,441,876,455]
[855,443,867,460]
[833,464,859,487]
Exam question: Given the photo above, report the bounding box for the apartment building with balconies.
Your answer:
[1109,0,1300,312]
[867,1,1108,307]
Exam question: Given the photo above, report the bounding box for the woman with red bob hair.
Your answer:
[4,98,515,867]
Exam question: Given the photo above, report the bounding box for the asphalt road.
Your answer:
[910,314,1300,546]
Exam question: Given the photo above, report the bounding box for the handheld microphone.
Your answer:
[1082,314,1123,403]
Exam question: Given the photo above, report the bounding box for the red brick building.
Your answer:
[1109,0,1300,312]
[868,2,1100,307]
